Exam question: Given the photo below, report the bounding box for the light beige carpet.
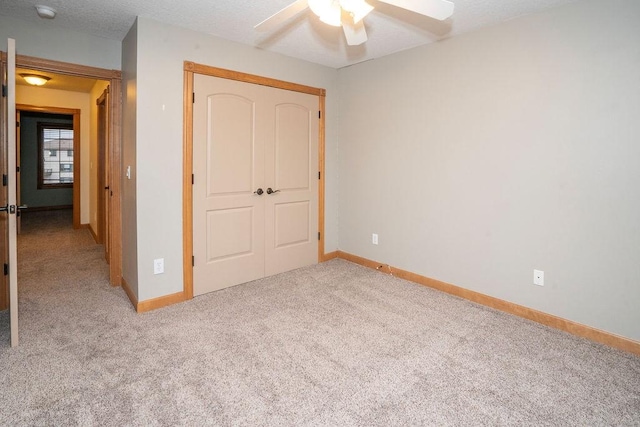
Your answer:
[0,209,639,426]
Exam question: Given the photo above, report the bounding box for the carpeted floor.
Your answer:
[0,209,639,426]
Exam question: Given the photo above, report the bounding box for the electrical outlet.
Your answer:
[533,269,544,286]
[154,258,164,275]
[372,233,379,245]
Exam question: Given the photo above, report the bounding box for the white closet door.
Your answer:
[193,75,266,295]
[264,88,319,277]
[192,74,319,295]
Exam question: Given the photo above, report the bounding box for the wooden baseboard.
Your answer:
[336,251,640,356]
[137,292,187,313]
[121,278,186,313]
[121,277,138,310]
[321,251,339,262]
[88,224,98,243]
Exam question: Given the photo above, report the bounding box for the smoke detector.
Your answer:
[35,5,57,19]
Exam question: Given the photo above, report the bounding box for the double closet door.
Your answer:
[193,74,319,296]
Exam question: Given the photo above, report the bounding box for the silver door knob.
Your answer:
[254,188,264,195]
[266,188,280,194]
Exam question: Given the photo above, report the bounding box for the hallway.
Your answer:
[0,209,125,346]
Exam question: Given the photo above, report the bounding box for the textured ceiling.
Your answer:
[0,0,581,68]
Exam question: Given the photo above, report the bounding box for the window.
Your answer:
[38,123,74,189]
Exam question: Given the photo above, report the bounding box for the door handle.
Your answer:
[0,205,27,214]
[254,188,264,195]
[266,188,280,195]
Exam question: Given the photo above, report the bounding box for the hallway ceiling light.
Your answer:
[20,74,51,86]
[35,5,57,19]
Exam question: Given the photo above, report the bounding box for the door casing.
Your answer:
[96,87,111,264]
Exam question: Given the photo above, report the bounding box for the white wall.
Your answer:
[16,86,92,224]
[0,15,121,70]
[131,17,339,301]
[337,0,640,341]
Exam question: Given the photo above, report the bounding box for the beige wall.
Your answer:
[89,80,110,235]
[130,17,339,301]
[337,0,640,341]
[16,85,91,224]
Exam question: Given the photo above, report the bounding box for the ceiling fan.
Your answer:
[255,0,455,46]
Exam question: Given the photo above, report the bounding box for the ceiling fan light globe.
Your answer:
[308,0,331,18]
[340,0,373,23]
[319,2,343,26]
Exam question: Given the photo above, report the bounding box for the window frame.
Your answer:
[37,122,74,189]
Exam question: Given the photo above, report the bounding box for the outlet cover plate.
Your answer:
[154,258,164,275]
[533,269,544,286]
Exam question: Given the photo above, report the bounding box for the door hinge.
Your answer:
[318,232,321,241]
[16,166,20,173]
[192,256,195,266]
[192,92,195,103]
[3,264,8,276]
[192,174,194,185]
[318,110,321,119]
[318,171,321,180]
[2,174,7,186]
[1,84,6,97]
[16,121,19,128]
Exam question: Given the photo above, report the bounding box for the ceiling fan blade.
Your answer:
[255,0,309,32]
[379,0,454,21]
[342,19,368,46]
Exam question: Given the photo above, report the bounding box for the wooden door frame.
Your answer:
[96,88,108,245]
[182,61,327,300]
[1,53,123,287]
[16,105,81,227]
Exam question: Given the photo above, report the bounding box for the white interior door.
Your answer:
[4,38,19,346]
[192,74,319,296]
